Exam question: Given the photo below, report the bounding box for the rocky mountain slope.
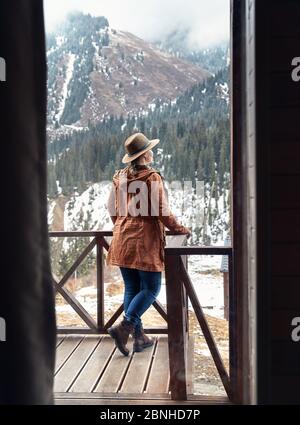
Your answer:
[47,12,211,134]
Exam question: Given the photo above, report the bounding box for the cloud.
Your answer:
[44,0,229,49]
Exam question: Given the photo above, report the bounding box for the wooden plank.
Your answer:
[228,253,238,399]
[57,392,171,400]
[165,255,188,400]
[178,257,231,398]
[255,0,300,404]
[96,239,104,329]
[58,328,101,335]
[100,236,110,251]
[56,335,65,348]
[49,230,185,238]
[56,237,97,289]
[93,339,134,393]
[146,336,170,394]
[223,272,229,321]
[55,397,228,405]
[50,231,113,237]
[58,326,168,334]
[55,336,83,374]
[187,336,194,395]
[54,282,98,330]
[231,0,253,405]
[55,392,230,403]
[165,247,231,255]
[119,338,157,393]
[70,336,115,393]
[153,300,168,323]
[104,304,124,330]
[182,254,189,335]
[54,336,100,392]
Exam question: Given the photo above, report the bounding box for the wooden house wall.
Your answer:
[255,0,300,404]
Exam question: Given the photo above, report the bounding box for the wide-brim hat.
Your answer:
[122,132,160,164]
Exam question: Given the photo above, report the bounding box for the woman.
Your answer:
[106,132,191,356]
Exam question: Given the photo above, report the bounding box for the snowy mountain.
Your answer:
[47,12,211,135]
[47,66,231,246]
[46,13,231,271]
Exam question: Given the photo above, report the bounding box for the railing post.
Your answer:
[181,241,189,335]
[224,272,229,321]
[96,237,104,331]
[165,254,188,400]
[228,251,237,401]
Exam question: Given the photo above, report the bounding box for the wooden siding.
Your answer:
[256,0,300,404]
[231,0,257,404]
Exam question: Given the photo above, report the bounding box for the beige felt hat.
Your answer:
[122,132,160,164]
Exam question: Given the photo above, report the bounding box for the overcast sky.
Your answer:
[44,0,229,49]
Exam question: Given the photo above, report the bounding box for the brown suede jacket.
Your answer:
[105,165,190,272]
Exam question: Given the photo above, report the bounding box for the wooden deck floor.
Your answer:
[54,334,230,405]
[55,334,174,395]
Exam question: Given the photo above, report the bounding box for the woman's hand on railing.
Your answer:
[176,225,192,238]
[184,228,192,239]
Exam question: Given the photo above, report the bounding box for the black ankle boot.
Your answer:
[133,326,155,353]
[107,319,135,356]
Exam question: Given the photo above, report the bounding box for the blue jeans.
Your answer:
[119,267,162,331]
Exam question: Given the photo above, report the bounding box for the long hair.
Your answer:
[122,156,169,210]
[127,157,150,175]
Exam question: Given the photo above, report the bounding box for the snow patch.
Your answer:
[55,53,76,123]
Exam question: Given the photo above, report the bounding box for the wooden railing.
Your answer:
[49,231,235,401]
[165,244,235,401]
